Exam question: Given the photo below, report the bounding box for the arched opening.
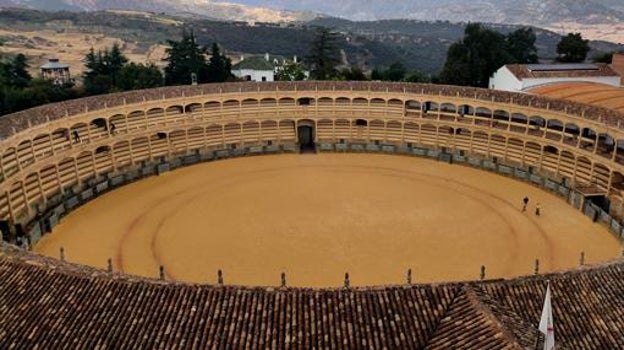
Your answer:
[388,99,402,108]
[95,146,110,154]
[297,97,312,106]
[440,103,456,113]
[185,103,202,114]
[405,100,421,111]
[597,133,615,159]
[297,120,315,153]
[580,128,597,151]
[458,104,474,116]
[354,119,368,127]
[91,118,108,131]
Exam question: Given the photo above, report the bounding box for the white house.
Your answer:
[489,63,621,92]
[232,53,276,82]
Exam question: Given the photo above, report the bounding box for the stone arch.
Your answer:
[204,101,221,110]
[440,103,456,113]
[493,109,509,121]
[458,104,475,116]
[546,119,564,131]
[351,97,367,106]
[223,100,239,108]
[278,97,295,106]
[241,98,259,107]
[388,99,403,107]
[184,103,202,113]
[335,97,350,106]
[475,107,492,118]
[260,98,277,108]
[166,105,183,115]
[510,113,527,124]
[405,100,421,110]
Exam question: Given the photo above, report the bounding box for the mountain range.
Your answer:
[0,0,315,22]
[231,0,624,25]
[2,0,624,27]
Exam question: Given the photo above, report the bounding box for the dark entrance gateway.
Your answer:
[297,120,316,153]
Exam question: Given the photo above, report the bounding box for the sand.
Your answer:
[34,154,621,287]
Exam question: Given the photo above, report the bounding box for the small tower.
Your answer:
[40,58,71,86]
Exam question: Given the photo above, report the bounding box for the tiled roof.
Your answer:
[529,82,624,113]
[232,56,275,71]
[1,243,624,349]
[506,64,619,80]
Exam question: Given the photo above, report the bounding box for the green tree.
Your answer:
[439,23,513,87]
[339,66,367,81]
[118,63,163,90]
[277,61,307,81]
[306,27,341,80]
[164,30,209,85]
[83,44,128,94]
[404,71,429,83]
[506,28,538,64]
[384,62,407,81]
[556,33,590,63]
[205,43,233,83]
[107,43,128,86]
[592,51,614,63]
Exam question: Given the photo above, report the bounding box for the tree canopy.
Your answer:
[0,54,78,115]
[164,30,209,85]
[84,43,162,94]
[164,31,232,85]
[556,33,590,63]
[276,61,307,81]
[438,24,539,87]
[306,27,341,80]
[83,43,128,95]
[205,43,233,83]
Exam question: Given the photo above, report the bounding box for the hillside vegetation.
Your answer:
[0,8,622,76]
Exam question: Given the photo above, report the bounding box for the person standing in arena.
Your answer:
[522,196,529,212]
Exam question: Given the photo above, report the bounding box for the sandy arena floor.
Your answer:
[34,154,621,287]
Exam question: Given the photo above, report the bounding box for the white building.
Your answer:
[232,53,276,82]
[232,53,308,82]
[489,63,621,92]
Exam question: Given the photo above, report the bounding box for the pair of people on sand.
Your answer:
[522,196,540,216]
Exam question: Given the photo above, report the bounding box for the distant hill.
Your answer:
[0,0,317,23]
[0,8,621,77]
[3,0,624,44]
[233,0,624,25]
[233,0,624,43]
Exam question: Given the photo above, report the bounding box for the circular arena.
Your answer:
[1,81,624,348]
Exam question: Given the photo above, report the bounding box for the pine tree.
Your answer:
[164,30,209,85]
[206,43,233,83]
[556,33,590,63]
[306,27,341,80]
[506,28,538,64]
[439,23,513,87]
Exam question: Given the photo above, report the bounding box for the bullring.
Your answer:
[1,81,624,348]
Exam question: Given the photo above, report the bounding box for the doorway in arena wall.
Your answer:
[298,120,316,153]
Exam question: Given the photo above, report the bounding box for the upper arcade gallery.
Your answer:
[0,81,624,224]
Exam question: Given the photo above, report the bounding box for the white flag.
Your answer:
[539,282,555,350]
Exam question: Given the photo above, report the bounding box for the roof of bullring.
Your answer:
[505,63,619,80]
[1,243,624,349]
[530,82,624,113]
[1,81,624,142]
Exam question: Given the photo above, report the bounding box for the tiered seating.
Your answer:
[1,81,623,225]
